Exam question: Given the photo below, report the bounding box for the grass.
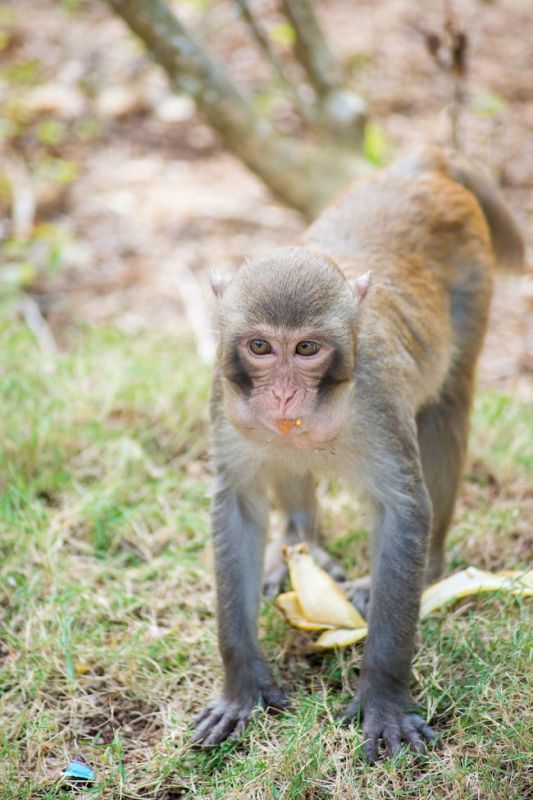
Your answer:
[0,320,531,799]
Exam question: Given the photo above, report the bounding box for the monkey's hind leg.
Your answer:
[342,575,372,619]
[263,473,345,597]
[417,371,473,585]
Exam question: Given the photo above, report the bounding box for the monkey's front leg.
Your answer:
[192,482,288,746]
[343,477,437,762]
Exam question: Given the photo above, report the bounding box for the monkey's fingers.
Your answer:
[191,685,288,747]
[202,707,251,747]
[226,688,288,742]
[401,728,427,756]
[191,699,254,746]
[191,704,226,744]
[262,562,289,598]
[228,713,252,741]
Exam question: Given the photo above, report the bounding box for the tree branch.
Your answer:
[280,0,366,145]
[233,1,298,101]
[280,0,342,97]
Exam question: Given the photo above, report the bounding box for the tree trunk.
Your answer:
[106,0,364,218]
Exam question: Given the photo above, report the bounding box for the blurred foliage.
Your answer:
[362,119,391,166]
[0,2,99,308]
[268,21,296,48]
[35,119,66,147]
[345,50,374,75]
[471,89,508,119]
[180,0,213,9]
[0,223,70,303]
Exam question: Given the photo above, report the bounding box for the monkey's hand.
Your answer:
[192,681,288,746]
[342,684,438,763]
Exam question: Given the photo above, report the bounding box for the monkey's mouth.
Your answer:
[274,418,303,436]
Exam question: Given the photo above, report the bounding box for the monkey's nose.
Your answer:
[272,387,297,413]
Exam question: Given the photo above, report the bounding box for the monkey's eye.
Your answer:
[249,338,273,355]
[295,341,321,356]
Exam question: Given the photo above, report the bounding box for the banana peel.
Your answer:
[275,544,532,650]
[275,592,336,631]
[313,626,369,649]
[419,566,533,617]
[284,543,365,629]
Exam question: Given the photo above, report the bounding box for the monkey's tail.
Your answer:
[446,152,525,271]
[392,145,525,270]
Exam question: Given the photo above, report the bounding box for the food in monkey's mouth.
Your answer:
[275,418,303,436]
[276,544,533,650]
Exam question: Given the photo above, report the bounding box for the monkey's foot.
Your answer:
[191,684,288,746]
[341,575,371,619]
[263,561,289,598]
[311,544,345,582]
[341,691,438,763]
[263,544,345,598]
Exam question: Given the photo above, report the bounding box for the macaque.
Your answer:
[192,146,524,761]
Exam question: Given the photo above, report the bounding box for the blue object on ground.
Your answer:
[63,760,95,781]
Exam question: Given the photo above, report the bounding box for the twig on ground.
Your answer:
[5,156,35,240]
[20,295,59,358]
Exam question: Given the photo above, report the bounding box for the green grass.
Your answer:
[0,322,531,799]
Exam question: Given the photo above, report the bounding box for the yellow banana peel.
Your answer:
[419,565,533,618]
[284,543,366,629]
[275,591,336,631]
[314,627,369,649]
[275,544,532,650]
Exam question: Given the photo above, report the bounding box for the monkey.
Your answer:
[191,145,524,761]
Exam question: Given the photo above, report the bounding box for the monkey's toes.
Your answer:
[262,562,289,598]
[341,699,438,763]
[310,544,346,583]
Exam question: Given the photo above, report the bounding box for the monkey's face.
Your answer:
[213,247,368,449]
[222,327,354,448]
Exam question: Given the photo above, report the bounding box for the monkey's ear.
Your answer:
[209,271,226,298]
[352,270,372,304]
